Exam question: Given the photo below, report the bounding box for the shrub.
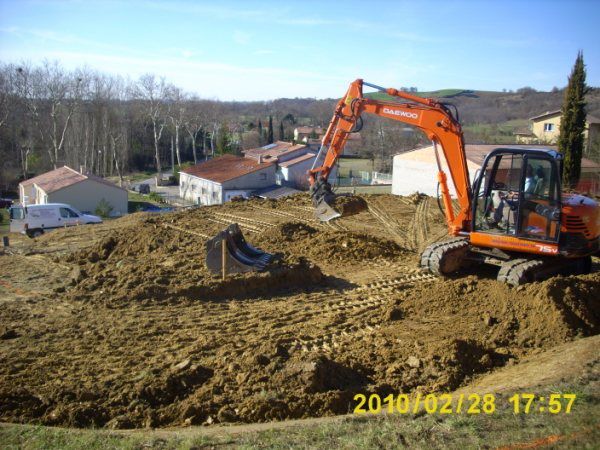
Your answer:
[95,198,114,218]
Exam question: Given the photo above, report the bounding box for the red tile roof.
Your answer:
[20,166,126,193]
[19,167,78,193]
[181,154,274,183]
[243,141,307,161]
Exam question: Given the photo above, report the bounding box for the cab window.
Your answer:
[10,207,25,220]
[60,207,79,218]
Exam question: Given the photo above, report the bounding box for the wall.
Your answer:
[47,179,128,216]
[392,148,478,197]
[180,165,276,206]
[278,158,316,190]
[532,115,561,143]
[221,165,276,191]
[179,172,222,205]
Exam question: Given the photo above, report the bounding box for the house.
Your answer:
[519,110,600,148]
[392,144,600,196]
[243,141,308,163]
[179,154,276,205]
[294,126,324,143]
[18,166,128,216]
[306,132,363,156]
[277,152,317,190]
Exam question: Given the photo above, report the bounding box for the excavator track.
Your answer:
[420,237,469,276]
[497,258,545,286]
[497,255,592,286]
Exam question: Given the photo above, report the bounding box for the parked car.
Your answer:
[9,203,102,238]
[0,198,13,208]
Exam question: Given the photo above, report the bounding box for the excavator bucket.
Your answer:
[310,180,368,222]
[314,194,368,222]
[314,198,342,221]
[205,223,273,274]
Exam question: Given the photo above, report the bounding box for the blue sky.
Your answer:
[0,0,598,101]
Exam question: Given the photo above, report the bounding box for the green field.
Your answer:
[365,89,469,101]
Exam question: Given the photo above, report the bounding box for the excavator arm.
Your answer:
[308,79,473,234]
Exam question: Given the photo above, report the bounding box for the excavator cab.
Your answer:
[472,148,562,243]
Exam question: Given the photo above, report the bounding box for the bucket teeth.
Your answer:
[205,223,273,274]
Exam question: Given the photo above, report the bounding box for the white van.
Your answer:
[9,203,102,237]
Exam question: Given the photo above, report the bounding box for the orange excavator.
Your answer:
[308,79,599,285]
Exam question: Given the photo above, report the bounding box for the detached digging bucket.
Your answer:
[205,223,273,274]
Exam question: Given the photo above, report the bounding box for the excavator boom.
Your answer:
[309,79,472,234]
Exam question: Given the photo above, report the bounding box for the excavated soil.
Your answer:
[0,194,598,429]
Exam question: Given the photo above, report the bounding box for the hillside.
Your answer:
[365,87,600,125]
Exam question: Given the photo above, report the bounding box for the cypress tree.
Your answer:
[257,119,263,146]
[558,51,587,189]
[267,115,274,144]
[279,120,284,141]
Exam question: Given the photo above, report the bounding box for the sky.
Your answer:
[0,0,599,101]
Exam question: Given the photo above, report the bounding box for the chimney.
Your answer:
[258,155,263,164]
[79,165,86,174]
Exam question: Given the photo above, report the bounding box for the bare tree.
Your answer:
[168,86,187,167]
[37,60,83,168]
[135,74,171,176]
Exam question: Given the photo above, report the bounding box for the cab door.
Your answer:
[59,207,81,227]
[473,151,524,236]
[516,156,561,242]
[472,151,560,243]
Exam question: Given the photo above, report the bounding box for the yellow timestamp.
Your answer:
[353,393,576,415]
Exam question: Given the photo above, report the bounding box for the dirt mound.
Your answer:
[331,195,368,216]
[64,219,323,305]
[256,222,406,263]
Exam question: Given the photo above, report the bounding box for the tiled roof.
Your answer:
[243,141,307,161]
[587,115,600,124]
[19,166,125,193]
[295,126,323,134]
[181,154,274,183]
[279,153,316,168]
[530,110,561,121]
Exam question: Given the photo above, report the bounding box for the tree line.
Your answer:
[0,60,338,190]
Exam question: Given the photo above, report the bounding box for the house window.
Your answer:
[260,173,267,181]
[181,181,185,189]
[191,184,197,191]
[212,191,218,200]
[544,123,554,132]
[201,187,207,195]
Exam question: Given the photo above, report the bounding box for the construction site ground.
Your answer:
[0,194,598,436]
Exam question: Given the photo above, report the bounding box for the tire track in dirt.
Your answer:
[367,199,412,249]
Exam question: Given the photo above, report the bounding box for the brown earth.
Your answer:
[0,194,598,429]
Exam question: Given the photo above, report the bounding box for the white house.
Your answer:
[18,166,128,216]
[392,143,600,197]
[277,152,317,190]
[392,144,479,197]
[179,154,276,205]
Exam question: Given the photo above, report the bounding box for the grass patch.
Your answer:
[365,89,468,101]
[0,208,9,235]
[1,382,598,449]
[127,192,162,213]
